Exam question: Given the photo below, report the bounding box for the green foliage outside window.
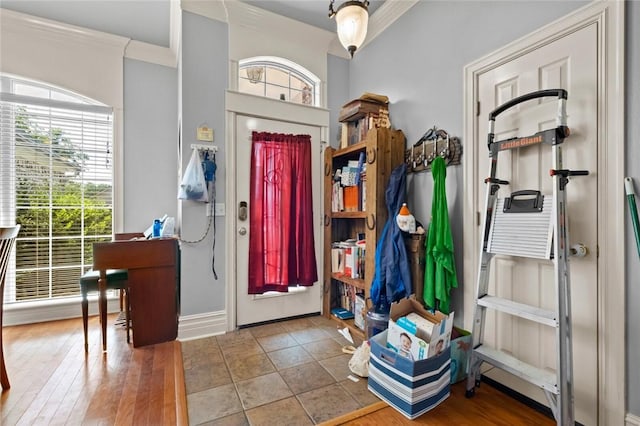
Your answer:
[10,106,113,301]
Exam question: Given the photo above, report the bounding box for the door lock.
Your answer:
[238,227,247,236]
[238,201,248,221]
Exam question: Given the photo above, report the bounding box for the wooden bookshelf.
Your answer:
[323,127,405,338]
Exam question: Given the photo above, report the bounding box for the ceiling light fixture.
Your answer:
[328,0,370,58]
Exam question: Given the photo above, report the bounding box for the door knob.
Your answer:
[570,243,588,257]
[238,227,247,236]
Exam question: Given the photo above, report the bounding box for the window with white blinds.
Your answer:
[0,75,114,303]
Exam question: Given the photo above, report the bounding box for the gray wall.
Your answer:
[626,0,640,416]
[347,0,588,318]
[179,11,229,315]
[327,54,350,148]
[349,0,638,416]
[123,59,178,232]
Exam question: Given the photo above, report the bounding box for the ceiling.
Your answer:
[0,0,387,49]
[240,0,385,33]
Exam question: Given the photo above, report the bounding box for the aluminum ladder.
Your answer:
[465,89,588,426]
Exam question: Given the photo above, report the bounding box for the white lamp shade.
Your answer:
[335,3,369,55]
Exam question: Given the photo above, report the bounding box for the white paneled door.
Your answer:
[474,24,597,424]
[235,115,322,327]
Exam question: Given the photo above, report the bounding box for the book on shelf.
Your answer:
[331,246,345,275]
[343,186,359,212]
[354,295,366,330]
[332,182,343,212]
[332,239,365,279]
[340,113,385,147]
[332,283,366,325]
[344,245,358,279]
[331,307,354,320]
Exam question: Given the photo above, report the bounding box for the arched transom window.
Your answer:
[239,57,320,107]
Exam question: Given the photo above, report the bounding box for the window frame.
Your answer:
[238,56,321,107]
[1,74,115,304]
[0,8,134,325]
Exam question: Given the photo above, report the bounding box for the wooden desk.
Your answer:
[93,237,180,350]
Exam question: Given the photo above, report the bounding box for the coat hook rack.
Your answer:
[405,126,462,174]
[191,143,218,153]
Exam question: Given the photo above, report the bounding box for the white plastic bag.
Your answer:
[178,149,208,202]
[348,341,371,377]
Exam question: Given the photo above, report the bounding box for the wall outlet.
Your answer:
[207,203,226,217]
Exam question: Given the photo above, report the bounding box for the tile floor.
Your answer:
[181,314,379,425]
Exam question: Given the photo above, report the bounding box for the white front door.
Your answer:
[473,24,597,423]
[235,114,322,326]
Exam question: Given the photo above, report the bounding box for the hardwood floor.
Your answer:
[2,315,554,425]
[1,314,187,425]
[322,380,555,425]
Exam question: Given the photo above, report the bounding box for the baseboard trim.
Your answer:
[177,310,227,341]
[4,297,121,326]
[627,413,640,426]
[482,377,640,425]
[482,374,592,426]
[480,376,556,421]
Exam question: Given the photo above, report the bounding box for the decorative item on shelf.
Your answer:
[328,0,370,58]
[339,93,390,148]
[339,94,389,123]
[405,126,463,174]
[396,203,416,234]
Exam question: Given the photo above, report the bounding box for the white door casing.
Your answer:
[463,2,625,425]
[225,91,330,329]
[235,115,322,326]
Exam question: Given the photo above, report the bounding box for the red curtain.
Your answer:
[248,131,318,294]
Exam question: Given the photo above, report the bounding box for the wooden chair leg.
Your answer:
[125,288,131,344]
[98,275,108,352]
[0,324,9,389]
[82,295,89,353]
[0,351,9,390]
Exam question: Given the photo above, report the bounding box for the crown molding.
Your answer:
[180,0,228,23]
[364,0,419,49]
[329,0,420,57]
[181,0,416,59]
[182,0,335,57]
[169,0,182,65]
[0,7,129,53]
[1,0,416,66]
[125,40,176,68]
[1,7,179,68]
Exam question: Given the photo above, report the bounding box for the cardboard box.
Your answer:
[404,313,436,338]
[385,297,454,359]
[386,318,429,360]
[368,330,451,419]
[449,327,472,384]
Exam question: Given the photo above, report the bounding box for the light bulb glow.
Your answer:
[335,3,368,56]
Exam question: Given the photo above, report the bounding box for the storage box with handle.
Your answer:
[368,330,451,419]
